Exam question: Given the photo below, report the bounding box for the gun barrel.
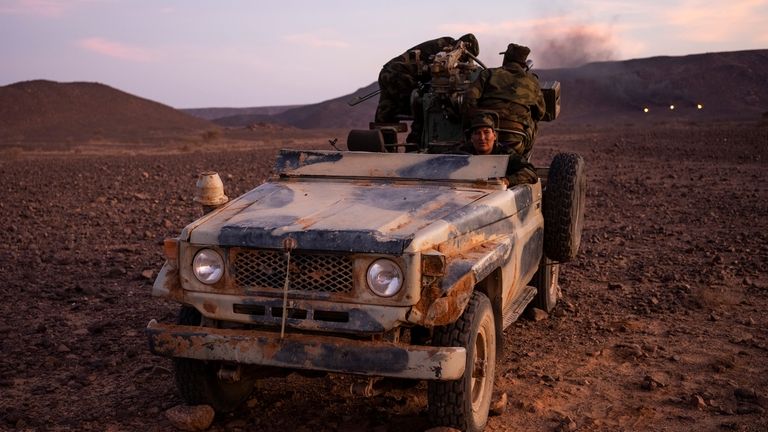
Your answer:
[347,88,381,106]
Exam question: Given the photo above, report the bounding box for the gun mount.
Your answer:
[350,40,560,154]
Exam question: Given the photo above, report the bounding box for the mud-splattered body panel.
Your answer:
[149,150,543,380]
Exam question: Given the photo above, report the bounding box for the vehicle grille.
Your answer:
[231,249,354,294]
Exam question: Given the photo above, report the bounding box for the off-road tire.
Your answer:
[172,306,256,413]
[531,256,560,312]
[543,152,586,262]
[346,129,386,152]
[428,292,496,432]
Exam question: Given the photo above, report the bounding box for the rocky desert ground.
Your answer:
[0,118,766,432]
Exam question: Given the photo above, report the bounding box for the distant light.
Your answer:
[697,103,703,109]
[643,107,649,113]
[669,105,675,110]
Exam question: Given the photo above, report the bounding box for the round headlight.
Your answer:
[192,249,224,284]
[366,259,403,297]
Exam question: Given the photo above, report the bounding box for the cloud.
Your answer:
[0,0,107,17]
[0,0,67,16]
[284,33,350,49]
[662,0,768,43]
[79,37,157,62]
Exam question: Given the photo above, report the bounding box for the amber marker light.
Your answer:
[163,238,179,260]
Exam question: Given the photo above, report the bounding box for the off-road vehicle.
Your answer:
[147,40,585,431]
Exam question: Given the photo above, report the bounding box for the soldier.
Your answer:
[375,33,479,143]
[463,43,546,160]
[463,112,538,186]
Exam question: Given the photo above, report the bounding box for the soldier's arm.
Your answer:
[528,74,547,122]
[462,69,488,114]
[503,150,538,185]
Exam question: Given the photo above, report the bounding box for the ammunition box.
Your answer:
[541,81,561,121]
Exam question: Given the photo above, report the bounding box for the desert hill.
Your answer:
[182,105,301,121]
[198,49,768,128]
[0,80,217,146]
[2,49,766,148]
[537,49,768,122]
[193,84,379,129]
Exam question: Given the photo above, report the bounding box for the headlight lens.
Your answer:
[192,249,224,284]
[366,259,403,297]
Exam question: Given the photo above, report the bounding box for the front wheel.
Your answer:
[428,291,496,432]
[172,306,257,413]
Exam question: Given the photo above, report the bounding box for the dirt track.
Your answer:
[1,121,767,431]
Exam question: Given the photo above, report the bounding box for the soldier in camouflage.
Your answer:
[462,112,538,186]
[376,34,479,143]
[463,43,546,160]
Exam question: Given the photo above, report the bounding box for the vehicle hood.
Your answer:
[185,180,492,254]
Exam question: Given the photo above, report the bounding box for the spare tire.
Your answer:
[543,152,586,262]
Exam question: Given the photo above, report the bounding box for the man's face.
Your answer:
[471,127,496,155]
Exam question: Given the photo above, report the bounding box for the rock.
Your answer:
[615,343,645,358]
[555,415,578,432]
[692,394,707,410]
[641,373,667,390]
[106,266,127,278]
[740,317,756,326]
[141,269,154,280]
[489,392,507,416]
[515,399,544,413]
[736,405,765,415]
[607,282,624,290]
[528,308,549,321]
[164,405,215,431]
[733,387,758,401]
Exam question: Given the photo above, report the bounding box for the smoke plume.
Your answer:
[531,25,617,69]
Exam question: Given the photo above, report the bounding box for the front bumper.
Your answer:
[146,320,466,380]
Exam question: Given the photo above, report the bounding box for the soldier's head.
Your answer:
[459,33,480,57]
[500,43,531,67]
[468,112,497,155]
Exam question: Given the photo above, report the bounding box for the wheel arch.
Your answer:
[412,239,511,327]
[474,268,504,362]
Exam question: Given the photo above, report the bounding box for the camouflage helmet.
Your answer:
[468,111,498,131]
[500,43,530,66]
[459,33,479,57]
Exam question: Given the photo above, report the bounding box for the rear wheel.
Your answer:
[428,292,496,432]
[531,256,560,312]
[173,306,257,413]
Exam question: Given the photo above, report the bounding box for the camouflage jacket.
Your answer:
[463,63,546,137]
